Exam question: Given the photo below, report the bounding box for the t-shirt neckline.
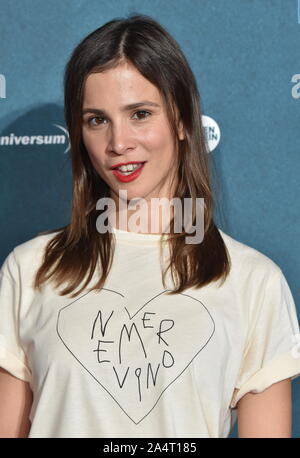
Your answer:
[111,226,168,244]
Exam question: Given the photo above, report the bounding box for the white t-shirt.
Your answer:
[0,227,300,438]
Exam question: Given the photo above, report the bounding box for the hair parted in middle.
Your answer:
[33,13,231,298]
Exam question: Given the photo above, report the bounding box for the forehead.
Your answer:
[83,62,161,106]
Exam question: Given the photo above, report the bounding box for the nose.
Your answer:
[107,119,135,156]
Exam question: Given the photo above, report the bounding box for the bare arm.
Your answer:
[0,367,33,438]
[237,378,292,438]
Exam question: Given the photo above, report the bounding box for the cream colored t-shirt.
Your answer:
[0,227,300,438]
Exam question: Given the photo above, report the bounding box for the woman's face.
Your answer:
[82,61,184,205]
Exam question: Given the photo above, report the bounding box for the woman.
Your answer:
[0,14,300,439]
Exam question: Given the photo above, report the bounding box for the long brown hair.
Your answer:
[33,14,231,298]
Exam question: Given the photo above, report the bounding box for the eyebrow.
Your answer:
[82,101,160,116]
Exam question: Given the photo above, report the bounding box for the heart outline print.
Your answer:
[56,288,215,424]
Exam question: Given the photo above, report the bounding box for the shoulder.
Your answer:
[217,227,282,280]
[1,230,60,282]
[13,230,58,259]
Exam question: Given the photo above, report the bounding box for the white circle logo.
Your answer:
[201,115,221,152]
[53,123,70,153]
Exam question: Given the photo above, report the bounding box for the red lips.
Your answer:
[111,162,146,183]
[111,161,146,170]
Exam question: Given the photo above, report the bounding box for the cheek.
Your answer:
[143,126,175,157]
[82,133,108,184]
[82,131,104,164]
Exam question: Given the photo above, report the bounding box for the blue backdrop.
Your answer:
[0,0,299,438]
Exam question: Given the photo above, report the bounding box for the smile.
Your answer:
[111,162,146,183]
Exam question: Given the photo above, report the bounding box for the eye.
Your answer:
[86,116,106,126]
[132,110,151,120]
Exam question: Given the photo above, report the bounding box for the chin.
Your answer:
[114,185,145,201]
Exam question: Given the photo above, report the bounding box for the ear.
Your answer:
[178,119,185,141]
[172,102,185,141]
